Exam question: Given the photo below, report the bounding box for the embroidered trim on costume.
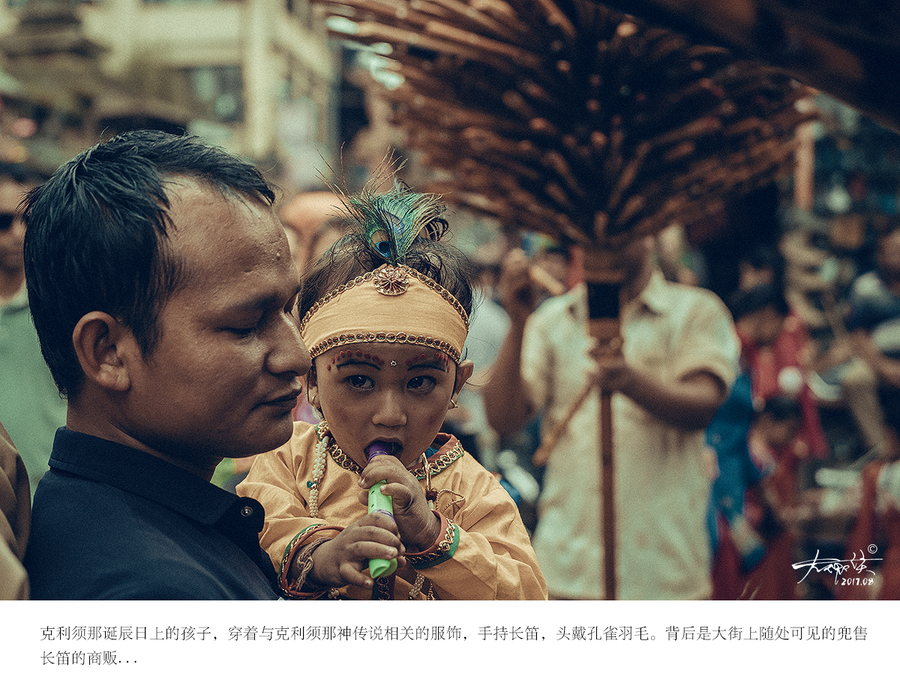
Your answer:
[314,420,464,479]
[300,267,469,332]
[405,516,460,569]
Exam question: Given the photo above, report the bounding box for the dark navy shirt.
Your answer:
[25,428,278,600]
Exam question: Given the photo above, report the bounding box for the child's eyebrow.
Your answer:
[406,352,450,372]
[327,350,386,371]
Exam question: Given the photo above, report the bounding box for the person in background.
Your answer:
[742,395,804,599]
[731,282,829,464]
[0,162,67,495]
[706,372,766,599]
[279,190,347,277]
[22,130,311,599]
[1,419,29,600]
[484,235,739,599]
[842,220,900,459]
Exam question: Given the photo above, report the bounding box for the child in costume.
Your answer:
[237,177,547,600]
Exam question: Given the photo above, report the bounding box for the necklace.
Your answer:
[308,432,328,518]
[307,421,450,600]
[308,421,450,517]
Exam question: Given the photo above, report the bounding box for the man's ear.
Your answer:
[71,312,135,392]
[452,359,475,400]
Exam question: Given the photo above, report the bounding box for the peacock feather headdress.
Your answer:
[324,159,450,266]
[301,167,468,362]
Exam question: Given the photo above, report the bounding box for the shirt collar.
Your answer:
[48,427,258,529]
[566,268,669,320]
[636,268,670,316]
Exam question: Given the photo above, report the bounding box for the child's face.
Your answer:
[309,342,473,469]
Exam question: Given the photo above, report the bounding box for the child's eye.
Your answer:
[346,375,374,390]
[408,376,437,393]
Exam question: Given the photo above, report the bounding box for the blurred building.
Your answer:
[0,0,341,192]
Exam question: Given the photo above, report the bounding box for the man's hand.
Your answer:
[498,248,543,324]
[588,337,634,395]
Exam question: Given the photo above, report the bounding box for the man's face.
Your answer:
[121,179,311,471]
[0,179,29,276]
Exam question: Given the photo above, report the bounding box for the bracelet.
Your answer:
[289,538,331,596]
[278,524,343,599]
[404,512,459,569]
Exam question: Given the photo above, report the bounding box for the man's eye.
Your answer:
[227,325,258,336]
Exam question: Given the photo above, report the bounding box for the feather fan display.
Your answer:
[310,0,817,251]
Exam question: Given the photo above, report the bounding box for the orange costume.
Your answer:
[238,420,547,600]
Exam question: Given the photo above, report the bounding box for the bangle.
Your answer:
[289,538,331,596]
[404,512,459,569]
[278,524,342,598]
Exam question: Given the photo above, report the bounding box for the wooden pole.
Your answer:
[582,247,626,600]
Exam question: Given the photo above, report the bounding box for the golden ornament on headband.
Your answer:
[300,263,469,363]
[373,265,409,296]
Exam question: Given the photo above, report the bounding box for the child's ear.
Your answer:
[452,359,475,401]
[306,363,320,409]
[71,311,135,392]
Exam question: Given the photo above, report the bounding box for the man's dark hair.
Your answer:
[22,129,276,398]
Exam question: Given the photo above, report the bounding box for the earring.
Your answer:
[449,397,458,409]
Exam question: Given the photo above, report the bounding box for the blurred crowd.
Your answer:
[5,166,900,600]
[435,186,900,600]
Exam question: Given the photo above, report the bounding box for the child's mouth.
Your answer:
[366,440,402,459]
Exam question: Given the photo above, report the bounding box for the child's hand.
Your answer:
[304,513,405,590]
[358,454,442,552]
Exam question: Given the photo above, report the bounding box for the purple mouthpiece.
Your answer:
[366,441,392,462]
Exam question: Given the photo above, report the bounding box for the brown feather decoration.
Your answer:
[311,0,817,251]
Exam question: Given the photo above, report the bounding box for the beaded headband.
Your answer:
[299,263,469,363]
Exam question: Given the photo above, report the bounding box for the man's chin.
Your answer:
[253,416,296,452]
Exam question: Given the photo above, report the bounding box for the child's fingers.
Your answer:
[339,538,403,589]
[339,515,404,556]
[358,456,415,489]
[377,481,417,508]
